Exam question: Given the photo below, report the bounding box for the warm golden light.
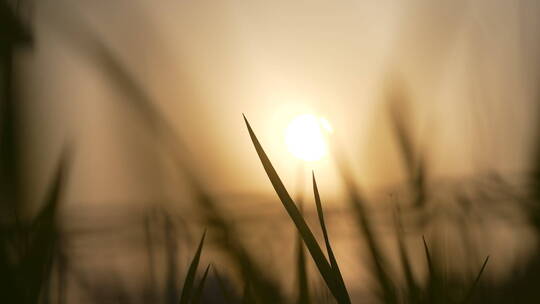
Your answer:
[285,114,332,162]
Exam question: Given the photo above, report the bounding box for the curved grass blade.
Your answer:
[461,255,489,304]
[179,230,206,304]
[312,172,350,302]
[192,264,212,304]
[422,236,445,302]
[422,236,434,279]
[243,115,350,304]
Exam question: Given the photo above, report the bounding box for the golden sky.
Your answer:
[18,0,540,208]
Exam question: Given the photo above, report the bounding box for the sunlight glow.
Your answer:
[285,114,332,162]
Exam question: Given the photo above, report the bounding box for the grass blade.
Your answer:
[422,236,434,279]
[312,172,350,302]
[243,115,350,304]
[422,236,446,302]
[461,255,489,304]
[179,230,206,304]
[192,264,212,304]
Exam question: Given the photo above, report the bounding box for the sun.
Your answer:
[285,114,333,162]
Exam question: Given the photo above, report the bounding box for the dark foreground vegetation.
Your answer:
[3,1,540,303]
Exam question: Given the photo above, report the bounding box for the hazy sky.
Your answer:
[19,0,540,208]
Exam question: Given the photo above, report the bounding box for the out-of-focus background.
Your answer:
[3,0,540,303]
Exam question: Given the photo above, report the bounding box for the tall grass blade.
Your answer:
[422,236,434,279]
[244,115,350,304]
[461,255,489,304]
[179,230,206,304]
[192,264,212,304]
[312,172,350,302]
[422,236,445,302]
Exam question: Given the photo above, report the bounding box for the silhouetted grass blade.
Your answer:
[179,230,206,304]
[312,172,350,302]
[422,236,434,279]
[422,236,446,302]
[243,115,350,304]
[192,264,212,304]
[461,255,489,304]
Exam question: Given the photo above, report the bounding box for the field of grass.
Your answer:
[3,1,540,303]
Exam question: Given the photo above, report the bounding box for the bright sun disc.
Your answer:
[285,114,332,162]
